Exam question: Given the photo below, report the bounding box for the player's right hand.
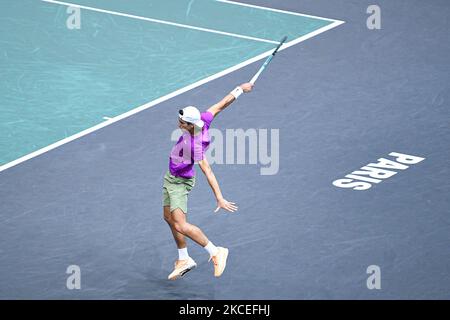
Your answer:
[239,83,254,93]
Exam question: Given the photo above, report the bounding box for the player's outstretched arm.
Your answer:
[207,83,253,117]
[198,158,238,213]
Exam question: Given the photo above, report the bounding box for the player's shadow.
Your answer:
[112,259,215,300]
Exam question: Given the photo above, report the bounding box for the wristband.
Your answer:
[230,86,244,99]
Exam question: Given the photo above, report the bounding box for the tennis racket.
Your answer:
[249,36,288,85]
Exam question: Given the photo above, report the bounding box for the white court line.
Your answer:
[42,0,278,44]
[216,0,345,23]
[0,3,344,174]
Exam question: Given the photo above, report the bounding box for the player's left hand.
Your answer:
[215,198,238,213]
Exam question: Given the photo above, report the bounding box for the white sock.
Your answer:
[204,241,219,257]
[178,247,189,260]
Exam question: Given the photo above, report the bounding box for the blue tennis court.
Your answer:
[1,0,449,300]
[0,0,341,171]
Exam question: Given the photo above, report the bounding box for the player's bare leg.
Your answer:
[163,206,187,249]
[170,208,229,277]
[164,206,197,280]
[169,208,210,247]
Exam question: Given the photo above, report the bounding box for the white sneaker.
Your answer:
[210,247,229,277]
[168,257,197,280]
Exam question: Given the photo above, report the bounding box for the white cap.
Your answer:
[178,106,204,128]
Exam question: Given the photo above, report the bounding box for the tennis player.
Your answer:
[163,83,253,280]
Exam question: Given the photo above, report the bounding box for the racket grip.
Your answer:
[249,55,273,84]
[249,73,260,85]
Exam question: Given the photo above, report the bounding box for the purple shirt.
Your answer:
[169,111,214,178]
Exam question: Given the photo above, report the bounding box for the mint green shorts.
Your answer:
[162,171,195,214]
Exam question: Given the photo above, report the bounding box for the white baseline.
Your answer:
[216,0,344,23]
[42,0,278,44]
